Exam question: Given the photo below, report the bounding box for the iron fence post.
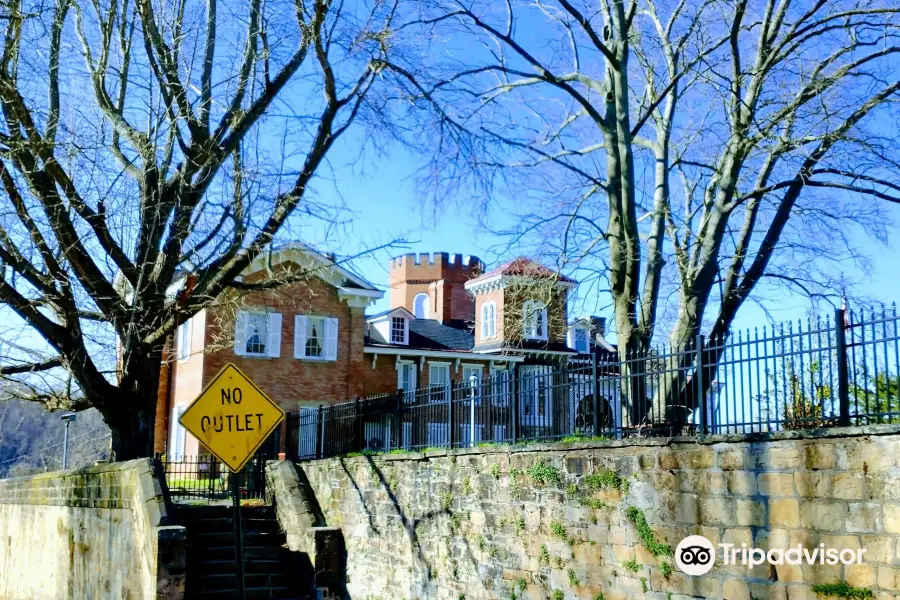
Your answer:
[355,397,362,452]
[695,334,706,434]
[836,308,851,426]
[469,375,476,448]
[316,404,324,459]
[232,470,245,600]
[395,390,403,450]
[510,366,519,445]
[592,349,599,436]
[447,382,455,450]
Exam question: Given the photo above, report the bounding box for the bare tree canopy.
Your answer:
[0,0,402,457]
[394,0,900,423]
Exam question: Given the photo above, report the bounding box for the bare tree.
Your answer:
[394,0,900,424]
[0,0,403,457]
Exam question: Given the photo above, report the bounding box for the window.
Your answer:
[397,361,417,403]
[234,311,282,358]
[574,328,589,353]
[245,313,268,355]
[295,316,338,361]
[429,363,450,404]
[523,301,548,340]
[391,316,408,345]
[480,301,496,339]
[520,366,553,427]
[169,406,186,459]
[413,293,430,319]
[176,318,191,362]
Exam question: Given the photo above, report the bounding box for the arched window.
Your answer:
[522,300,548,340]
[480,301,496,339]
[413,293,430,319]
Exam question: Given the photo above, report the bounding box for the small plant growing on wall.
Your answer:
[553,590,564,600]
[550,521,567,539]
[515,516,526,535]
[811,581,874,599]
[539,544,550,564]
[528,460,564,486]
[584,470,629,494]
[491,463,501,479]
[567,569,579,587]
[622,558,641,573]
[624,507,673,557]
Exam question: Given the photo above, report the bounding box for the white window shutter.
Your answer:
[184,318,192,358]
[294,316,307,358]
[233,312,247,356]
[267,313,282,358]
[567,327,575,349]
[481,305,488,339]
[325,317,339,361]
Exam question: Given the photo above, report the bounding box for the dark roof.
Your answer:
[475,339,578,354]
[367,319,476,351]
[365,307,414,320]
[467,257,577,285]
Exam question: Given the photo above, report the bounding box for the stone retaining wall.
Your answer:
[294,426,900,600]
[0,459,185,600]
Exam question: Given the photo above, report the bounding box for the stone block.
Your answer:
[847,502,883,533]
[878,566,900,590]
[736,499,766,527]
[768,446,802,469]
[728,471,759,496]
[794,471,833,498]
[833,472,866,500]
[769,499,801,529]
[759,473,797,497]
[804,443,836,470]
[718,448,746,470]
[799,500,846,532]
[700,497,734,525]
[846,563,876,588]
[723,578,751,600]
[884,504,900,534]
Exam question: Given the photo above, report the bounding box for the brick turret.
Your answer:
[389,252,484,322]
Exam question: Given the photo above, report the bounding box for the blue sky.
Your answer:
[298,131,900,345]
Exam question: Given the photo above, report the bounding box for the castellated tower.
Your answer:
[389,252,484,323]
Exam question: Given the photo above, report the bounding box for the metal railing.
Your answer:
[286,306,899,460]
[155,453,269,502]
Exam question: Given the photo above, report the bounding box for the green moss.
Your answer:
[515,516,526,536]
[566,482,580,496]
[583,470,629,494]
[550,521,567,539]
[344,450,379,458]
[463,477,471,495]
[539,544,550,564]
[811,582,874,599]
[528,459,564,486]
[441,492,453,512]
[624,506,673,557]
[640,578,648,593]
[449,512,461,534]
[660,562,673,579]
[595,594,605,600]
[567,568,579,587]
[560,434,611,443]
[553,591,564,600]
[517,578,528,592]
[476,535,485,551]
[491,463,501,479]
[622,558,641,573]
[580,497,610,510]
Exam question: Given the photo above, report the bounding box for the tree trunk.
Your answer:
[107,347,164,460]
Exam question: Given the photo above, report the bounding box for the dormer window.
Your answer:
[481,301,497,339]
[523,300,548,340]
[391,316,409,344]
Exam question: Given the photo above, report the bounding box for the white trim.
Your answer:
[465,274,577,296]
[389,315,409,345]
[461,362,484,369]
[413,292,430,319]
[364,347,525,362]
[427,360,451,365]
[523,300,549,341]
[366,307,415,323]
[480,301,497,339]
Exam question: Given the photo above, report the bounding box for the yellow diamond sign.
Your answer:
[179,363,285,472]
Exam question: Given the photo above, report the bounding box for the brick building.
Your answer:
[158,246,593,457]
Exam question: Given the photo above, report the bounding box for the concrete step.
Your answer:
[192,545,285,561]
[186,558,288,575]
[191,572,293,589]
[188,531,286,549]
[182,517,283,533]
[189,585,299,599]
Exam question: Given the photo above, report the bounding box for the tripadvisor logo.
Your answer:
[675,535,867,576]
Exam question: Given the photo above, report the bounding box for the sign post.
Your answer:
[179,363,286,600]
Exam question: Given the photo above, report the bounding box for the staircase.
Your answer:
[180,505,312,599]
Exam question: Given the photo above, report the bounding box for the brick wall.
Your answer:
[293,426,900,600]
[362,354,499,397]
[201,277,366,411]
[0,459,184,600]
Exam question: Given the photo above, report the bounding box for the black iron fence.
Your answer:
[286,306,899,460]
[155,453,270,502]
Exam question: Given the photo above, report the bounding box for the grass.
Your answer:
[539,544,550,564]
[568,568,579,587]
[811,582,874,599]
[580,497,610,510]
[490,463,501,479]
[624,506,673,557]
[528,459,564,486]
[660,562,673,579]
[553,590,564,600]
[622,558,641,573]
[560,434,611,443]
[550,521,568,539]
[583,470,629,494]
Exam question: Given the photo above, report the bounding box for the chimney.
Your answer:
[590,316,606,342]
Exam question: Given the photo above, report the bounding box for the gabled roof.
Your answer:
[464,257,577,288]
[366,307,416,322]
[367,318,475,351]
[244,243,382,293]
